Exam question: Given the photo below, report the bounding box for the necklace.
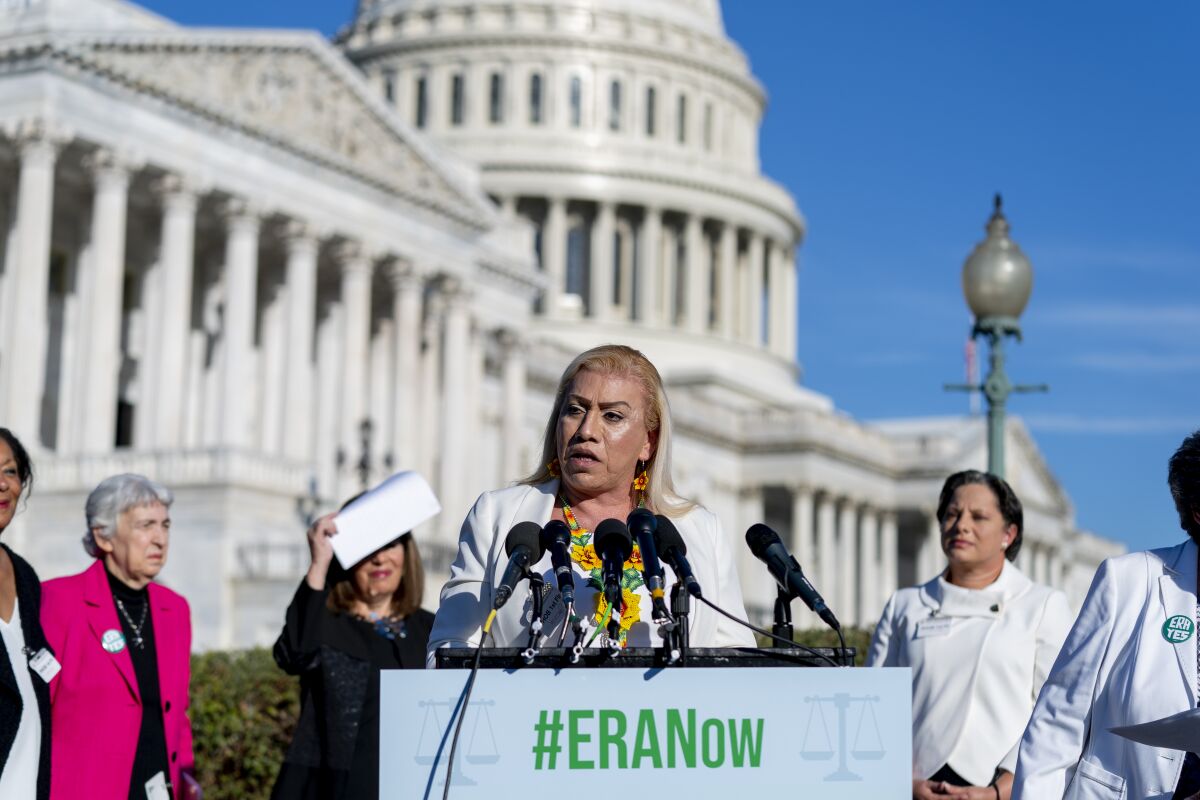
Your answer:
[359,612,407,640]
[114,596,148,649]
[560,495,644,646]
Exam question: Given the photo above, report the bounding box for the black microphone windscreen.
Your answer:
[505,521,544,558]
[594,518,633,561]
[653,515,687,555]
[745,523,781,559]
[541,519,571,548]
[627,508,657,536]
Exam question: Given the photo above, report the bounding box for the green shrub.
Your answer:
[755,626,874,665]
[190,648,298,800]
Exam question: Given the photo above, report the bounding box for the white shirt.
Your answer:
[427,481,755,665]
[867,561,1071,786]
[0,596,41,800]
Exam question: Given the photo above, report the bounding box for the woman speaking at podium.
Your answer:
[1014,431,1200,799]
[867,471,1071,800]
[427,344,753,659]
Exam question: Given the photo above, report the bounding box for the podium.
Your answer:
[381,648,912,798]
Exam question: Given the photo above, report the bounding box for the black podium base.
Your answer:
[434,646,854,669]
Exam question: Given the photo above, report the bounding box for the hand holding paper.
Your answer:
[331,471,441,568]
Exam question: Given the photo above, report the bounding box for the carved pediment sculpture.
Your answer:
[66,34,487,227]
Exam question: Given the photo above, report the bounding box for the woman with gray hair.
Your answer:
[428,343,753,659]
[40,474,198,800]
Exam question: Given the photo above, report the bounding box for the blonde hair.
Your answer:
[522,344,695,516]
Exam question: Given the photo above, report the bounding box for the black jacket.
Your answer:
[0,543,52,800]
[270,581,433,800]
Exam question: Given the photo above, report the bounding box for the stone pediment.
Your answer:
[54,31,489,227]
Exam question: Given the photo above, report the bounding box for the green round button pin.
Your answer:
[1162,614,1195,644]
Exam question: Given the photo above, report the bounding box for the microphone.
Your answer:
[745,523,840,631]
[627,509,672,624]
[541,520,575,608]
[493,521,545,610]
[593,519,633,610]
[653,515,702,598]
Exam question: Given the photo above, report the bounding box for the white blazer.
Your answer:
[1014,539,1198,799]
[867,561,1071,787]
[426,481,755,665]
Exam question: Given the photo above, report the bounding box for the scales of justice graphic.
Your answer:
[800,693,886,781]
[414,698,500,786]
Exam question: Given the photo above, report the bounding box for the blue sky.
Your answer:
[138,1,1200,552]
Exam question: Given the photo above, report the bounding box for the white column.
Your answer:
[737,486,772,616]
[590,201,615,320]
[438,279,471,541]
[390,262,422,470]
[499,329,527,483]
[543,197,566,317]
[1048,547,1064,591]
[151,176,197,450]
[718,222,738,339]
[218,200,260,450]
[1032,542,1050,585]
[638,206,662,325]
[784,246,798,362]
[816,494,837,610]
[858,509,880,625]
[79,149,132,453]
[880,511,899,598]
[743,232,764,344]
[768,241,791,357]
[685,213,707,333]
[281,223,319,462]
[791,486,816,627]
[418,292,443,481]
[923,512,944,581]
[313,297,343,499]
[257,269,289,455]
[335,243,372,492]
[2,123,60,444]
[837,499,858,625]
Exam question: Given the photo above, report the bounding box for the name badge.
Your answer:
[916,617,953,639]
[145,771,170,800]
[28,648,61,683]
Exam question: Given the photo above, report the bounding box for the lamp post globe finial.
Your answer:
[961,193,1033,322]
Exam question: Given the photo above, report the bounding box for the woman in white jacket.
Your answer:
[868,470,1072,800]
[427,344,754,663]
[1013,430,1200,799]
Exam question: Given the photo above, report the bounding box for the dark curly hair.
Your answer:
[0,427,33,494]
[936,469,1024,562]
[1169,430,1200,543]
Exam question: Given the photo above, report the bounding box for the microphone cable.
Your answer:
[441,608,497,800]
[695,596,845,668]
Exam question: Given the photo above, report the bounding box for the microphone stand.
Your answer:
[670,581,690,666]
[772,587,796,648]
[520,571,546,664]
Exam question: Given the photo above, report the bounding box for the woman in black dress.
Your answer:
[271,511,434,800]
[0,428,52,800]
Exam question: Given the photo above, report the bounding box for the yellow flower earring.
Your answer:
[547,459,560,477]
[632,460,649,504]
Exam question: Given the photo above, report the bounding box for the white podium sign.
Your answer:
[380,667,912,798]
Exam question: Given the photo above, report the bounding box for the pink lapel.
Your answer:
[147,583,176,695]
[81,560,141,703]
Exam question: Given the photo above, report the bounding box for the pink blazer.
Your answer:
[40,560,195,800]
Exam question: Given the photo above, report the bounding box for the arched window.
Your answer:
[489,72,505,124]
[414,75,428,128]
[676,93,688,145]
[569,75,583,129]
[566,217,591,309]
[529,73,544,125]
[645,86,657,137]
[450,73,465,126]
[609,79,622,132]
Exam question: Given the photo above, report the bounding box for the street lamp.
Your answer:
[945,195,1047,479]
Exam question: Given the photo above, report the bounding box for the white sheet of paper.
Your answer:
[1111,707,1200,752]
[331,471,441,568]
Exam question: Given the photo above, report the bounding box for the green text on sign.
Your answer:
[532,708,764,770]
